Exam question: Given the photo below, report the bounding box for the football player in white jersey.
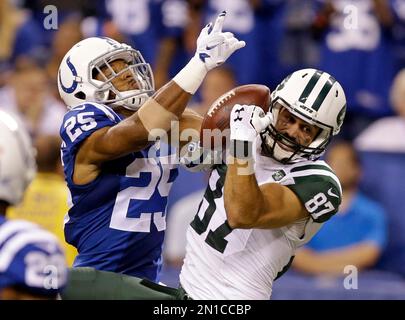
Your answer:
[179,68,347,300]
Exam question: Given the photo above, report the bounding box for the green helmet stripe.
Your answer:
[311,76,337,111]
[298,70,323,104]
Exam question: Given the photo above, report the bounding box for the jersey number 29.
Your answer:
[110,157,174,233]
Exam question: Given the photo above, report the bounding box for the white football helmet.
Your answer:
[261,68,347,163]
[0,111,36,206]
[57,37,154,110]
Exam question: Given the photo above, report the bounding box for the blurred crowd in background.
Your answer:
[1,0,405,299]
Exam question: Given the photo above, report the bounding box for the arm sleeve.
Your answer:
[287,174,342,223]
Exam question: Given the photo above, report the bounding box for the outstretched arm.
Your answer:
[73,12,245,184]
[169,108,203,149]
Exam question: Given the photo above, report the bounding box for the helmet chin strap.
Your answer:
[110,90,150,111]
[263,133,303,164]
[261,126,331,164]
[273,142,299,163]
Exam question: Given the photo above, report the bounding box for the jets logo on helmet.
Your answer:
[261,68,347,164]
[57,37,155,111]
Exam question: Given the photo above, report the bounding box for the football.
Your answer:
[200,84,271,150]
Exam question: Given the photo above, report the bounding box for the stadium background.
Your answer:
[1,0,405,299]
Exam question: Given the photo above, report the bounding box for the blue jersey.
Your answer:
[96,0,186,66]
[60,103,178,281]
[0,215,67,296]
[316,0,396,117]
[202,0,267,85]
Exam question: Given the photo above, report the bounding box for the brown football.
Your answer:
[200,84,271,150]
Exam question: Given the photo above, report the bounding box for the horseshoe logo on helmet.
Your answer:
[58,56,78,94]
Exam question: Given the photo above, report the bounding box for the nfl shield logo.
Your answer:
[272,170,286,181]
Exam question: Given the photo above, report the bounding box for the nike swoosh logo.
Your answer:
[327,188,339,198]
[206,44,219,50]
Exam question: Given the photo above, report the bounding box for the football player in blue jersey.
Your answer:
[0,110,68,300]
[57,11,245,282]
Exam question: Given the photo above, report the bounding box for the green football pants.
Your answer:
[61,267,179,300]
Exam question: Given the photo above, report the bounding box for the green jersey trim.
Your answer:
[290,164,335,175]
[287,171,342,223]
[288,163,342,195]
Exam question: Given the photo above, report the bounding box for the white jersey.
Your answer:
[179,141,342,300]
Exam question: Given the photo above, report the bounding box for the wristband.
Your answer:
[172,57,207,94]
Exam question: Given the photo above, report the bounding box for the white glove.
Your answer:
[230,104,272,142]
[194,11,246,71]
[173,11,245,94]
